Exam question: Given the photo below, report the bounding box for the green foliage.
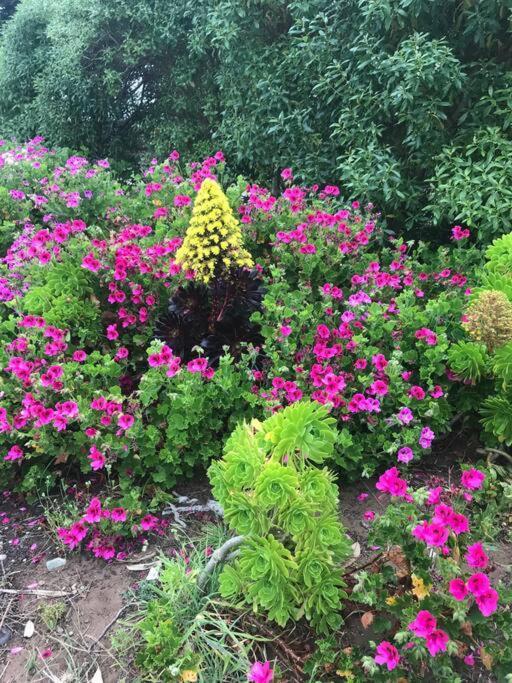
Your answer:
[208,402,351,633]
[133,348,258,489]
[447,341,489,383]
[2,0,512,237]
[428,128,512,243]
[135,528,262,683]
[485,232,512,275]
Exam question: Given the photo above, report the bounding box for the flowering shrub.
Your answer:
[345,466,512,679]
[251,201,472,476]
[56,494,168,561]
[208,401,352,633]
[0,137,482,492]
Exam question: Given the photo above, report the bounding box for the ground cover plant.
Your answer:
[0,136,511,682]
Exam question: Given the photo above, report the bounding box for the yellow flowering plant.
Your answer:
[175,178,253,283]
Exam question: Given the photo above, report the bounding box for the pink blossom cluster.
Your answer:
[57,496,167,561]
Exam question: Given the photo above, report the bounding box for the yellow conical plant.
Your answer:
[175,178,253,283]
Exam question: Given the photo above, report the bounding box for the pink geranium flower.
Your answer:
[84,497,102,523]
[110,507,127,522]
[465,542,489,569]
[461,468,485,491]
[88,446,106,471]
[374,641,400,670]
[425,629,449,656]
[248,660,274,683]
[449,578,468,601]
[408,610,437,638]
[475,588,499,617]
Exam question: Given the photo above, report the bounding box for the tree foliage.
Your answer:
[2,0,512,237]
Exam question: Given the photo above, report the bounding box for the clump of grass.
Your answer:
[39,600,67,630]
[122,524,270,683]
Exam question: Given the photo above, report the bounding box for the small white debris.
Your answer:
[23,621,35,638]
[90,667,103,683]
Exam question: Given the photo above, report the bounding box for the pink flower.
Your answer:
[397,446,413,463]
[465,542,489,569]
[248,661,274,683]
[106,324,119,340]
[466,573,491,596]
[39,647,53,659]
[118,413,134,430]
[413,521,449,547]
[419,426,435,449]
[111,507,127,522]
[475,588,499,617]
[374,641,400,671]
[72,350,87,362]
[464,654,475,666]
[279,325,292,338]
[461,468,485,491]
[84,497,102,523]
[409,385,426,400]
[397,407,414,425]
[4,445,23,461]
[425,629,449,656]
[376,467,408,498]
[363,510,375,521]
[357,493,369,502]
[449,578,468,601]
[88,446,106,471]
[408,610,437,638]
[451,225,470,240]
[280,167,293,181]
[140,514,158,531]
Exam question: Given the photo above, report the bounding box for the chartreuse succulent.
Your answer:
[208,401,352,633]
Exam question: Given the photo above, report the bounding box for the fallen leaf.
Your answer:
[480,647,493,670]
[386,545,410,579]
[460,621,472,637]
[361,611,374,629]
[54,452,69,465]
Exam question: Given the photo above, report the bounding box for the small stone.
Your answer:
[0,627,12,646]
[23,621,35,638]
[0,554,7,562]
[46,557,66,571]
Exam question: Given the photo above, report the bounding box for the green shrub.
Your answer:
[208,401,352,633]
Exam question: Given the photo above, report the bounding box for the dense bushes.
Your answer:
[0,138,485,494]
[2,1,512,238]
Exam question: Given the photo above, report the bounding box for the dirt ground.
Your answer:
[0,432,510,682]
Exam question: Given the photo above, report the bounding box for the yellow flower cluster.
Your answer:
[464,289,512,353]
[175,178,253,283]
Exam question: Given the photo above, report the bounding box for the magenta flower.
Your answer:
[88,446,106,471]
[466,573,491,596]
[84,497,102,523]
[118,413,134,431]
[465,542,489,569]
[397,446,413,463]
[247,661,274,683]
[425,629,449,656]
[408,610,437,638]
[461,468,485,491]
[475,588,499,617]
[449,578,468,601]
[111,507,127,523]
[374,641,400,671]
